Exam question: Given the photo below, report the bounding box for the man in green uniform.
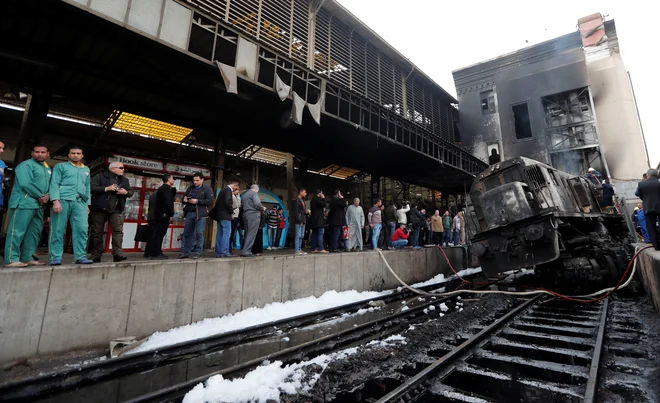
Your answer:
[49,146,93,265]
[4,144,51,267]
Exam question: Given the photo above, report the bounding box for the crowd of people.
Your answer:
[2,144,468,266]
[634,168,660,251]
[286,189,467,255]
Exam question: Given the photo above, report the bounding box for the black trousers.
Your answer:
[645,212,660,250]
[147,219,170,257]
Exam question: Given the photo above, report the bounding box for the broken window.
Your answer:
[512,102,533,140]
[480,90,496,116]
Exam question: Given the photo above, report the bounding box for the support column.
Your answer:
[402,183,410,202]
[371,175,381,205]
[207,136,225,249]
[14,92,51,166]
[298,158,309,190]
[286,153,295,245]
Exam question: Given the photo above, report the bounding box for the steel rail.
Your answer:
[584,297,609,403]
[376,294,544,403]
[125,287,488,403]
[0,273,486,402]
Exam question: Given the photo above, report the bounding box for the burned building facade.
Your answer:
[453,13,649,197]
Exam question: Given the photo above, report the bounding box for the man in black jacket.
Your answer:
[308,189,327,253]
[327,189,347,252]
[178,172,214,259]
[636,169,660,250]
[89,161,134,263]
[212,181,238,258]
[291,188,308,255]
[146,174,176,259]
[383,202,397,250]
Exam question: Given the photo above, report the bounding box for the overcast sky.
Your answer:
[336,0,659,167]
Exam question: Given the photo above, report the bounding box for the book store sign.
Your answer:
[109,155,163,170]
[166,163,211,178]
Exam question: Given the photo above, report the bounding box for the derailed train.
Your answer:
[469,157,630,290]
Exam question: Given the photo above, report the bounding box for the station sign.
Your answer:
[165,163,211,178]
[108,154,163,170]
[108,154,211,178]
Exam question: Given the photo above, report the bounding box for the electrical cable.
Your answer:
[376,245,651,302]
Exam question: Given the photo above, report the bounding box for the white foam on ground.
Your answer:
[411,267,482,288]
[183,348,358,403]
[131,290,390,354]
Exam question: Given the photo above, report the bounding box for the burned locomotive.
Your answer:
[470,157,630,289]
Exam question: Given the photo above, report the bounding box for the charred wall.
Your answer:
[494,49,589,165]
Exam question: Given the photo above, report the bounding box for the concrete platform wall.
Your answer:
[635,245,660,316]
[0,247,465,364]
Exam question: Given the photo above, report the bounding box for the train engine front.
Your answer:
[470,157,629,289]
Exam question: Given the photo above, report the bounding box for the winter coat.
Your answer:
[210,186,234,221]
[291,197,307,225]
[636,178,660,214]
[327,196,347,226]
[443,215,452,229]
[184,185,214,218]
[396,204,410,224]
[90,170,134,214]
[308,197,327,229]
[147,183,175,221]
[384,205,397,223]
[242,190,264,216]
[431,215,444,232]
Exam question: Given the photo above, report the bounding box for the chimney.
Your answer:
[578,13,610,63]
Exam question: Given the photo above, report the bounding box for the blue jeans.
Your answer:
[230,217,241,251]
[453,230,460,245]
[412,226,420,247]
[181,212,206,256]
[311,227,325,251]
[371,223,382,249]
[392,239,408,249]
[443,230,452,244]
[215,220,232,256]
[267,226,277,247]
[294,224,305,251]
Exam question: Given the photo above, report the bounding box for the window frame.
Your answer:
[511,101,534,142]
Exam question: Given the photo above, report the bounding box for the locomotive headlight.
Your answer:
[524,224,544,241]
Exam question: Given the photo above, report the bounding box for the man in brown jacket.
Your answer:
[430,210,444,245]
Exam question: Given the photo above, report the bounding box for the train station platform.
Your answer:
[0,247,466,364]
[634,243,660,316]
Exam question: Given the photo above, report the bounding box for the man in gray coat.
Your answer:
[241,184,266,257]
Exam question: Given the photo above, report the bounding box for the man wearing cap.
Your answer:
[4,144,51,267]
[49,146,93,265]
[586,167,602,186]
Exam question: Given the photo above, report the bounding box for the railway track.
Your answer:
[1,273,488,403]
[377,295,609,403]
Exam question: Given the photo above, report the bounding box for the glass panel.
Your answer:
[173,194,185,224]
[124,172,143,188]
[146,176,162,190]
[124,192,141,220]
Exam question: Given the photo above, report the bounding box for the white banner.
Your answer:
[109,155,163,170]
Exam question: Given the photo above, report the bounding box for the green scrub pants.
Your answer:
[49,200,89,261]
[4,208,44,264]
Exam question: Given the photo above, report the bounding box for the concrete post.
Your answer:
[286,153,295,245]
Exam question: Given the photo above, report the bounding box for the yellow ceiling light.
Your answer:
[317,164,360,180]
[112,111,193,142]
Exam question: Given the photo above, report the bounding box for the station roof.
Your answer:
[322,1,458,103]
